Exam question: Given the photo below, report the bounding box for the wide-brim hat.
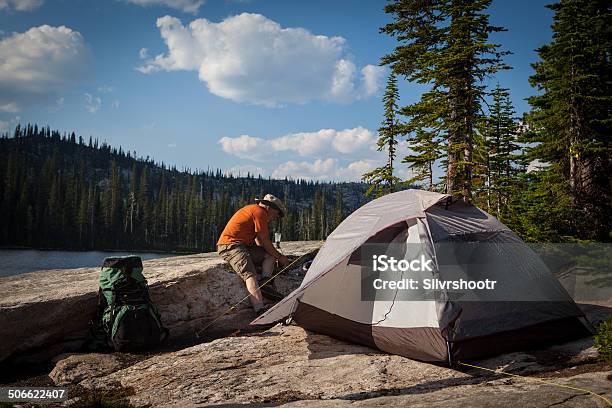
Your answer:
[255,194,286,218]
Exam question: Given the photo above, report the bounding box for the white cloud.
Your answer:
[123,0,204,14]
[273,127,376,155]
[0,0,43,12]
[218,134,269,161]
[111,99,120,109]
[0,101,19,112]
[218,127,418,182]
[139,47,149,59]
[268,130,335,157]
[219,127,376,161]
[137,14,382,106]
[97,85,115,93]
[49,96,64,112]
[272,159,337,181]
[361,65,386,97]
[135,64,156,75]
[335,159,380,181]
[224,164,268,178]
[330,127,377,154]
[84,93,101,113]
[329,59,357,102]
[270,158,392,182]
[0,115,20,133]
[0,25,90,110]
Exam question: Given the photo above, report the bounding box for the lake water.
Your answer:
[0,249,181,277]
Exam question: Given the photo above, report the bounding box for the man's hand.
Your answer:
[278,255,290,267]
[256,231,287,264]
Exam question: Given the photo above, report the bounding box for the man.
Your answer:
[217,194,290,314]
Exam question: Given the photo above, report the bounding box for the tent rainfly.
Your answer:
[252,190,593,363]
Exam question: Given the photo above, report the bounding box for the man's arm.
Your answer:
[256,232,289,266]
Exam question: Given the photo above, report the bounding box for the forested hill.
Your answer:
[0,124,369,252]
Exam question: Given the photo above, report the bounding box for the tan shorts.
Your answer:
[217,243,269,281]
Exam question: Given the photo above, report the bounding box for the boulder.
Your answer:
[75,321,611,407]
[80,324,463,406]
[0,241,321,362]
[49,353,127,386]
[281,370,612,407]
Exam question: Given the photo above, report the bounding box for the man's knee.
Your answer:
[261,254,276,276]
[248,245,268,266]
[218,244,257,281]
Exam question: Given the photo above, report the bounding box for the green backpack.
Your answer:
[92,256,168,352]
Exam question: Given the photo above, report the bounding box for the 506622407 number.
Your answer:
[1,387,68,402]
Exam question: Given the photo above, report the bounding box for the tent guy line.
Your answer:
[194,250,317,338]
[458,361,611,406]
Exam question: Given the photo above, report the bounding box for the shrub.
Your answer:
[594,316,612,364]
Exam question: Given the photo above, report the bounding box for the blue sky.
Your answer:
[0,0,554,181]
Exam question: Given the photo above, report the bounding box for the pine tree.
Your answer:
[25,205,34,246]
[47,172,62,244]
[311,189,323,239]
[478,85,520,217]
[1,153,18,241]
[403,128,443,191]
[109,160,123,246]
[319,190,327,237]
[16,172,31,244]
[381,0,510,201]
[363,72,402,197]
[186,175,198,248]
[63,173,77,246]
[90,185,100,248]
[332,190,343,229]
[157,172,168,245]
[525,0,611,241]
[78,183,89,247]
[127,163,139,235]
[138,165,151,245]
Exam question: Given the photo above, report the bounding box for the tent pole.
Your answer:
[446,340,453,367]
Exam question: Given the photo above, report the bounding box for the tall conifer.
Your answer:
[381,0,509,201]
[525,0,611,240]
[363,72,402,197]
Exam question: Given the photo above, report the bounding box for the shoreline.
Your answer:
[0,246,198,255]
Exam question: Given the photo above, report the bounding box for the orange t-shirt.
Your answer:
[217,204,269,246]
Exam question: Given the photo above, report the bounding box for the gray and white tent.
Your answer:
[252,190,593,362]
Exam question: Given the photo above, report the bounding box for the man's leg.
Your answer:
[261,255,276,278]
[218,244,265,312]
[249,246,276,278]
[248,246,277,306]
[245,275,264,310]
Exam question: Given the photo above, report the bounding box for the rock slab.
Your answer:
[0,241,321,362]
[74,323,611,407]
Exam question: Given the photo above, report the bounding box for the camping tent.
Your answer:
[252,190,593,363]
